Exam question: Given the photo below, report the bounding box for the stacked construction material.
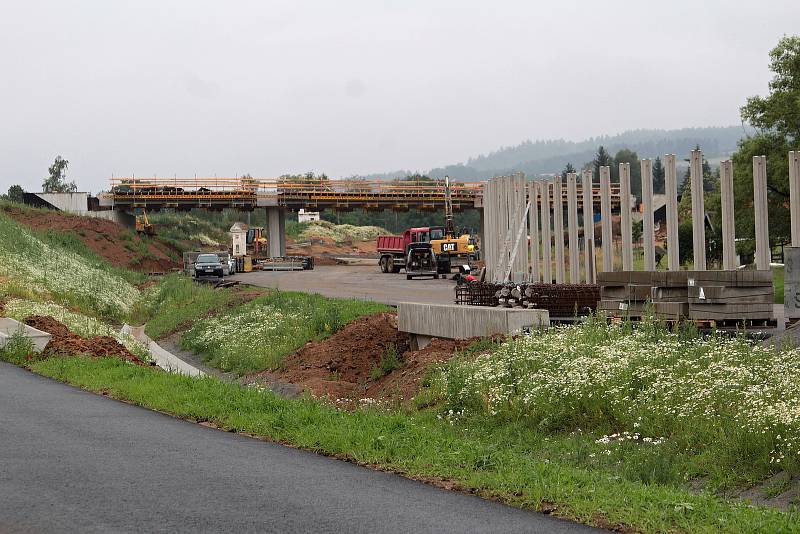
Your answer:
[597,272,653,318]
[454,282,599,316]
[650,271,689,320]
[599,270,774,324]
[520,284,600,317]
[687,270,774,322]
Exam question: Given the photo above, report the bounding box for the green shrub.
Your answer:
[0,332,36,366]
[370,343,403,380]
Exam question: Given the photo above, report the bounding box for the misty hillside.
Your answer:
[368,126,752,180]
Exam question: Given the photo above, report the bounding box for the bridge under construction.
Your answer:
[99,176,622,257]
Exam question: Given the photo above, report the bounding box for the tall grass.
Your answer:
[139,274,235,338]
[181,290,389,374]
[429,314,800,490]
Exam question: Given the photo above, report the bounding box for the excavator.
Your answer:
[135,209,155,236]
[428,176,479,271]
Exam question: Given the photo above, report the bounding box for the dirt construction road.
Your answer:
[231,265,458,306]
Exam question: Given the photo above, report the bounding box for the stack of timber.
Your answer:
[687,270,774,322]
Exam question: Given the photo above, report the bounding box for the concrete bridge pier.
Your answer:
[267,207,287,257]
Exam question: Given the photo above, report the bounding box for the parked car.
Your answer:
[194,253,224,278]
[215,251,235,276]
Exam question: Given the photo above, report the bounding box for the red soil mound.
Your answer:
[247,312,481,405]
[3,206,180,272]
[24,315,147,366]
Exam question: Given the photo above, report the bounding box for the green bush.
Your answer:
[370,343,403,380]
[0,332,36,366]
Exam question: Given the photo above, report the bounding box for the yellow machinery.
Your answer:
[135,209,155,236]
[429,177,479,264]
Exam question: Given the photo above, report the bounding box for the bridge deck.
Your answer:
[101,177,621,212]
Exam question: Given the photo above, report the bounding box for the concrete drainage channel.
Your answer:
[121,325,205,377]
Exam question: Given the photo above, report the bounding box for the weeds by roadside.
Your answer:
[0,332,37,366]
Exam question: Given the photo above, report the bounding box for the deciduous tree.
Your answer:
[42,156,77,193]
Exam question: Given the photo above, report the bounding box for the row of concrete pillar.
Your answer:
[484,150,800,283]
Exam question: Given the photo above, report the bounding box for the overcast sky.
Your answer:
[1,0,798,193]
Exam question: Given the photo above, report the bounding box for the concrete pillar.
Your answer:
[514,173,528,281]
[720,160,737,270]
[278,208,287,256]
[552,176,565,283]
[753,155,770,271]
[566,172,579,283]
[478,208,485,260]
[528,181,540,282]
[619,162,633,271]
[500,176,511,280]
[790,151,800,247]
[785,247,800,319]
[600,166,613,272]
[640,159,655,271]
[582,170,596,283]
[690,149,707,270]
[486,179,497,280]
[483,181,492,279]
[267,206,286,258]
[541,181,553,284]
[664,154,680,270]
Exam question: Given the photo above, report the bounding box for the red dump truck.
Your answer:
[377,227,448,275]
[377,229,417,273]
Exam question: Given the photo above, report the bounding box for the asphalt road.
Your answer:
[0,363,599,533]
[230,265,457,306]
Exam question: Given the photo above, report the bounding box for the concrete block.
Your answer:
[0,318,51,353]
[397,303,549,340]
[653,302,689,319]
[651,287,688,302]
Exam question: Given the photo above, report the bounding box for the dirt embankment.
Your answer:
[3,206,181,272]
[288,237,378,265]
[24,315,148,366]
[247,313,476,405]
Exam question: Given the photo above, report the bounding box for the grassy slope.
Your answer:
[138,274,237,339]
[20,355,798,534]
[139,274,388,374]
[0,208,140,322]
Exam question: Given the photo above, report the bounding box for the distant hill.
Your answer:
[366,126,753,181]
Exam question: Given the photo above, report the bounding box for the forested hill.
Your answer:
[366,126,751,181]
